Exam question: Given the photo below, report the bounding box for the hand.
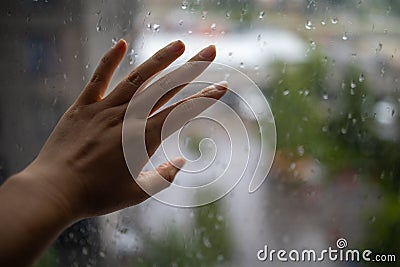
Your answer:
[22,39,227,219]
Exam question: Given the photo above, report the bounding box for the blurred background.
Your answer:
[1,0,399,266]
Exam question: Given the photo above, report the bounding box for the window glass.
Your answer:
[1,0,399,266]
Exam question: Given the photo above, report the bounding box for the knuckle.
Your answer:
[90,73,103,84]
[154,51,166,62]
[126,71,144,88]
[101,55,110,65]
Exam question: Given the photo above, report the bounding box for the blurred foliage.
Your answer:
[131,201,233,267]
[33,248,57,267]
[265,50,400,265]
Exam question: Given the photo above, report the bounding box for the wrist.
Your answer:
[10,164,81,225]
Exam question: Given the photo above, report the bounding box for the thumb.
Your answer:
[135,157,186,196]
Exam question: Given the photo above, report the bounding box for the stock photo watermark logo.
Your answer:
[122,61,276,207]
[257,238,396,263]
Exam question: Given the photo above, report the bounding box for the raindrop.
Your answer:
[283,90,290,96]
[297,146,305,156]
[369,216,376,224]
[210,23,216,31]
[342,32,348,41]
[99,251,106,258]
[323,93,329,100]
[202,11,208,20]
[321,19,326,25]
[310,40,316,50]
[350,80,357,89]
[239,62,245,69]
[331,17,339,24]
[178,19,183,26]
[111,37,118,46]
[85,63,90,69]
[322,125,328,132]
[376,42,383,53]
[226,11,231,18]
[258,11,265,19]
[203,236,212,248]
[82,247,88,256]
[181,0,188,10]
[128,49,137,65]
[359,73,365,82]
[153,23,161,32]
[341,128,347,134]
[305,20,314,30]
[96,17,103,32]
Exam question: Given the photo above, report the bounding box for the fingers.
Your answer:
[145,82,228,156]
[103,40,185,106]
[77,39,127,105]
[134,157,186,196]
[149,45,217,115]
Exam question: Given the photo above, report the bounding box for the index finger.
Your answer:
[103,40,185,107]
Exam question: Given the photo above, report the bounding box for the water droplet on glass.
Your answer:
[239,62,245,69]
[369,216,376,224]
[226,11,231,18]
[297,146,305,156]
[376,42,383,52]
[153,23,160,32]
[203,236,212,248]
[321,19,326,25]
[181,0,188,10]
[359,73,365,82]
[341,128,347,134]
[210,23,216,31]
[283,90,290,96]
[82,247,88,256]
[111,38,118,46]
[99,251,106,258]
[342,32,348,41]
[350,80,357,89]
[323,93,329,100]
[128,49,137,65]
[331,17,339,24]
[96,17,102,32]
[202,11,208,20]
[85,63,90,69]
[217,255,224,261]
[258,11,265,19]
[310,40,316,50]
[178,19,183,26]
[305,20,314,30]
[304,90,310,96]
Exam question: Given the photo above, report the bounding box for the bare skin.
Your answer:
[0,39,227,267]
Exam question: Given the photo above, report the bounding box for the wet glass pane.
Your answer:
[1,0,399,266]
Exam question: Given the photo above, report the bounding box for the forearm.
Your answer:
[0,170,76,267]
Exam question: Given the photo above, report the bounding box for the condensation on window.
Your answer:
[1,0,399,266]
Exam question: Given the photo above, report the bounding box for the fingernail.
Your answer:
[171,157,186,169]
[214,81,228,91]
[199,45,216,59]
[114,39,126,49]
[167,40,184,53]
